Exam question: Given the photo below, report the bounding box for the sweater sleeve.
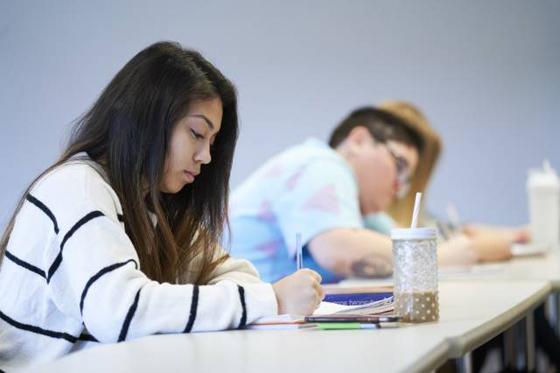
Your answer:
[206,246,270,285]
[43,168,277,343]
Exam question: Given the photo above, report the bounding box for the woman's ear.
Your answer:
[345,126,373,155]
[335,126,373,160]
[347,126,372,145]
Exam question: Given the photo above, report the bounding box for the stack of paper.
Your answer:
[248,290,395,330]
[313,297,394,316]
[322,285,393,306]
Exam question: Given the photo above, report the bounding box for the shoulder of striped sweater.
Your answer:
[30,162,123,223]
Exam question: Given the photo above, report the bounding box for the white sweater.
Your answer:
[0,157,277,370]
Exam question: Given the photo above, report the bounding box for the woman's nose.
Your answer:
[195,143,212,164]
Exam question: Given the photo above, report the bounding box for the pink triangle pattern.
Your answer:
[302,184,340,214]
[256,240,280,256]
[257,200,276,222]
[285,168,304,190]
[262,162,283,178]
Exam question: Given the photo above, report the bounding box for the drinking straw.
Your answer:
[410,192,422,229]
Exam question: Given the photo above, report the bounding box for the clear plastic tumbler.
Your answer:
[391,227,439,323]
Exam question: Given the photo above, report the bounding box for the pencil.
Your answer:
[296,232,303,270]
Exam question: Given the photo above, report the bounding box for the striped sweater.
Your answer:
[0,156,277,370]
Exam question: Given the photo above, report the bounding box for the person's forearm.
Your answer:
[308,228,393,278]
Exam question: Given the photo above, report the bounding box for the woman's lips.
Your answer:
[184,171,196,182]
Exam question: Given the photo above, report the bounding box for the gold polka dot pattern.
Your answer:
[395,291,439,323]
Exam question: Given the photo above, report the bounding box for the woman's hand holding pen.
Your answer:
[272,269,325,315]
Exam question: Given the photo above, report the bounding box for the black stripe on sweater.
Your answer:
[47,211,105,282]
[118,288,142,342]
[237,285,247,329]
[26,194,59,234]
[5,250,46,279]
[80,259,138,315]
[183,285,199,333]
[0,309,77,343]
[78,332,99,342]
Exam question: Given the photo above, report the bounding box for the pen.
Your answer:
[446,202,461,232]
[436,220,450,240]
[296,232,303,270]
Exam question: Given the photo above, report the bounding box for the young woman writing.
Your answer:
[0,41,323,370]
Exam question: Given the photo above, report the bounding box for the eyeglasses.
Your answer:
[385,145,411,199]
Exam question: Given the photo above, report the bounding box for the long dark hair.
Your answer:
[0,41,238,284]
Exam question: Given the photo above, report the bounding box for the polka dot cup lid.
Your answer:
[391,227,437,240]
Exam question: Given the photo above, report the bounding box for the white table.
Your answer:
[440,250,560,369]
[437,251,560,289]
[24,280,549,373]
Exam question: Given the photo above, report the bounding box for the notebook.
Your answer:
[322,285,393,306]
[511,242,549,257]
[248,288,395,329]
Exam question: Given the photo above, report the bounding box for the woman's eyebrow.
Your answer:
[189,114,215,130]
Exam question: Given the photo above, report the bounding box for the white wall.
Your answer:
[1,0,559,227]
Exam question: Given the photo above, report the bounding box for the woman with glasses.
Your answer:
[226,106,477,284]
[377,100,527,262]
[379,101,559,372]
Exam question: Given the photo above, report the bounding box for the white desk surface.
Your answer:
[504,251,560,289]
[435,280,549,357]
[436,250,560,290]
[25,280,549,373]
